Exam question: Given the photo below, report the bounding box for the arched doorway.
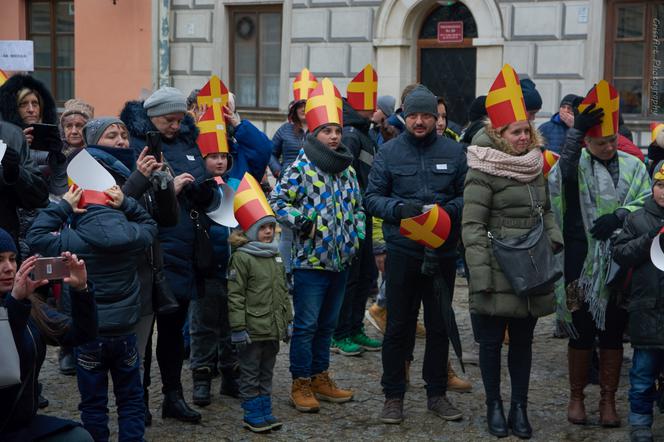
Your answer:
[418,2,477,127]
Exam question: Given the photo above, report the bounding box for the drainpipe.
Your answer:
[152,0,170,89]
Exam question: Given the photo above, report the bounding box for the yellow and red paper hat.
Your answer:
[399,205,451,249]
[651,123,664,143]
[0,69,8,87]
[197,75,229,108]
[346,64,378,111]
[305,78,343,131]
[542,150,560,179]
[233,173,275,232]
[485,64,528,128]
[293,68,318,102]
[578,80,619,138]
[196,102,229,156]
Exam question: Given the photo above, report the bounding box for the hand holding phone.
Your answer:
[145,131,162,160]
[33,257,70,281]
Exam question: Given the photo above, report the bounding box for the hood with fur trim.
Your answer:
[471,120,545,156]
[119,100,199,146]
[0,74,58,127]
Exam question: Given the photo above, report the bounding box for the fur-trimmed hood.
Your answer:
[471,119,545,156]
[119,100,199,145]
[0,74,58,127]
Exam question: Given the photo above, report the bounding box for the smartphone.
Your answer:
[33,257,70,281]
[145,131,162,160]
[29,123,63,152]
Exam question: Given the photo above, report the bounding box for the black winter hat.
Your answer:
[468,95,487,122]
[559,94,580,108]
[402,85,438,118]
[520,78,542,111]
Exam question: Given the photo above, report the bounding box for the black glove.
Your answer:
[573,103,604,134]
[1,148,20,183]
[589,213,621,240]
[396,203,422,220]
[185,179,216,208]
[299,219,314,239]
[420,247,439,276]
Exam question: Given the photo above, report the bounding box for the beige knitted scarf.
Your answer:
[467,145,543,183]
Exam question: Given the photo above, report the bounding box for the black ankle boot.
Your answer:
[192,368,212,406]
[486,400,508,438]
[220,368,240,398]
[508,402,532,439]
[144,389,152,427]
[162,390,202,423]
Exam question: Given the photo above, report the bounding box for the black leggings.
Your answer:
[568,301,627,350]
[471,313,537,404]
[156,300,189,394]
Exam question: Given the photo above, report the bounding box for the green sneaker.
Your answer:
[351,329,382,351]
[330,337,363,356]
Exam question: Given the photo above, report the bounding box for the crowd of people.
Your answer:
[0,60,662,442]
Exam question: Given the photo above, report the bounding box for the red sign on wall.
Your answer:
[437,21,464,43]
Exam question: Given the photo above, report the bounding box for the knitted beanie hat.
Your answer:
[144,87,188,117]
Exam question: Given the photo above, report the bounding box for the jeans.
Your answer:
[278,226,293,274]
[189,278,236,372]
[381,250,455,398]
[335,222,375,339]
[238,340,279,400]
[75,334,144,442]
[629,348,664,427]
[156,300,189,393]
[471,313,538,404]
[290,268,349,378]
[568,300,627,350]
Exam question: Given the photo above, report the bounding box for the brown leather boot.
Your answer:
[599,348,623,427]
[311,371,353,403]
[447,360,472,393]
[567,347,591,424]
[290,378,320,412]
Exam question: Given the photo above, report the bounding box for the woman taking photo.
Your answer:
[0,228,97,441]
[462,66,563,439]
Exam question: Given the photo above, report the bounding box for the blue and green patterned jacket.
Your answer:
[270,148,366,272]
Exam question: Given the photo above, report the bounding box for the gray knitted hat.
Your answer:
[83,117,126,146]
[377,95,396,117]
[245,216,277,241]
[144,87,188,117]
[402,85,438,118]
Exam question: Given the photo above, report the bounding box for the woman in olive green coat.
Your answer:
[462,120,563,439]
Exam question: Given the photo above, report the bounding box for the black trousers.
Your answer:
[156,300,190,394]
[334,219,376,339]
[471,313,538,404]
[568,300,627,350]
[381,249,455,399]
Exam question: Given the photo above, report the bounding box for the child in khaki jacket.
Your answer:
[227,174,292,433]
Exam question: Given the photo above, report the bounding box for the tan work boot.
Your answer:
[365,303,386,334]
[290,378,320,413]
[447,360,472,393]
[311,371,353,403]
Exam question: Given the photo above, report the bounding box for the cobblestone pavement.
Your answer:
[38,278,662,441]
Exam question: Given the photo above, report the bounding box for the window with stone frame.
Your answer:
[27,0,74,106]
[229,6,282,110]
[605,1,664,117]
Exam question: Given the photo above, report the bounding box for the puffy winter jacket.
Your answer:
[27,198,157,334]
[269,122,306,178]
[342,100,376,192]
[227,232,293,341]
[364,129,467,259]
[613,197,664,349]
[270,137,366,272]
[538,113,569,154]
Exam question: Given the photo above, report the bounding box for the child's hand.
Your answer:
[105,185,124,208]
[61,252,87,291]
[283,323,293,343]
[63,186,87,214]
[231,330,251,352]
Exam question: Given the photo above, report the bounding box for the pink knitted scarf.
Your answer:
[467,145,543,183]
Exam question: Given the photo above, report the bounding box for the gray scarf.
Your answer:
[303,134,353,174]
[238,240,280,257]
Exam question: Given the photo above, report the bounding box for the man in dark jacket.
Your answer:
[538,94,579,153]
[0,121,49,248]
[120,86,220,423]
[365,85,467,424]
[27,186,157,442]
[330,99,381,355]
